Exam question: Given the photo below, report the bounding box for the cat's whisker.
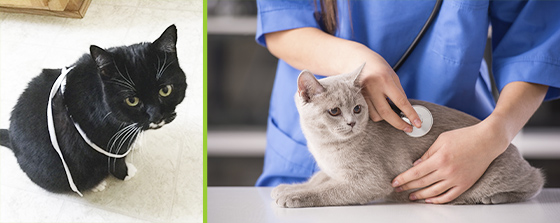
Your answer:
[102,112,112,122]
[354,87,363,97]
[108,81,133,93]
[125,126,141,150]
[115,125,138,156]
[123,65,136,87]
[106,124,134,172]
[158,59,175,80]
[109,79,135,92]
[156,53,174,80]
[108,124,135,146]
[127,127,142,168]
[134,130,145,154]
[106,124,135,173]
[158,53,175,80]
[112,125,140,171]
[156,55,163,76]
[113,62,136,91]
[111,126,134,171]
[115,126,136,150]
[107,124,136,155]
[118,90,134,95]
[159,53,167,79]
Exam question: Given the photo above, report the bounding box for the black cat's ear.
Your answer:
[297,70,325,103]
[352,63,366,87]
[153,24,177,53]
[90,45,113,69]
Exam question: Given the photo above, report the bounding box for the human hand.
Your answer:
[391,121,509,204]
[358,54,422,132]
[266,27,420,132]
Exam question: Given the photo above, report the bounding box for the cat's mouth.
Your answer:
[148,121,166,129]
[145,112,177,130]
[335,126,359,136]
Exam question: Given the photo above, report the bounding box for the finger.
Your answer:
[371,94,412,132]
[425,186,465,204]
[395,170,442,192]
[413,138,443,166]
[385,84,422,128]
[408,180,452,201]
[392,159,437,188]
[391,72,406,95]
[365,97,382,122]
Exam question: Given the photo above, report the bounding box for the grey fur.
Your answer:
[272,66,544,207]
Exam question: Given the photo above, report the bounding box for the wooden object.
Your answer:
[0,0,92,18]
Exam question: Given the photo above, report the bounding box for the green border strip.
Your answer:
[203,0,208,221]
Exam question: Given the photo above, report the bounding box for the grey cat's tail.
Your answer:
[0,129,12,149]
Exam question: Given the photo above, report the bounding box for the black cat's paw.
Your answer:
[110,159,130,180]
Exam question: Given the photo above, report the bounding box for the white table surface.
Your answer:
[208,187,560,223]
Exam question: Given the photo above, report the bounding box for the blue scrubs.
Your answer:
[255,0,560,186]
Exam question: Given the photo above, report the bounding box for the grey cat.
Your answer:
[272,65,544,207]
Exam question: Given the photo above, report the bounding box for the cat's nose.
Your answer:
[146,106,163,123]
[347,121,356,127]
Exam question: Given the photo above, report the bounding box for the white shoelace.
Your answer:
[47,67,134,196]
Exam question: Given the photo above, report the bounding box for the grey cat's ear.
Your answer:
[297,70,325,103]
[153,24,177,53]
[90,45,113,69]
[352,63,366,87]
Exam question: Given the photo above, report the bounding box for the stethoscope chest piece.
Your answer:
[401,105,433,137]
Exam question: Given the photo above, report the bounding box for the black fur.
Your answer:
[1,25,187,193]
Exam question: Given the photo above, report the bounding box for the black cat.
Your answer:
[0,25,187,194]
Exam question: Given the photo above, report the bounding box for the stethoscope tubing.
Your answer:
[392,0,443,72]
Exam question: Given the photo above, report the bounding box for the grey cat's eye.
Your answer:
[328,107,341,116]
[159,84,173,97]
[353,105,362,114]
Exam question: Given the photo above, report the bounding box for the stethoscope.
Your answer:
[390,0,442,137]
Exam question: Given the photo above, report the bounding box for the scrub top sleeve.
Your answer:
[256,0,321,47]
[489,1,560,101]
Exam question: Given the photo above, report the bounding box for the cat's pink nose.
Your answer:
[348,121,356,127]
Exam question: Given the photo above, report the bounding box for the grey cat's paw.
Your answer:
[92,180,107,192]
[124,162,137,181]
[275,191,317,208]
[481,193,513,204]
[271,184,291,199]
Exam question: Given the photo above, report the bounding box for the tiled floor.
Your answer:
[0,0,203,222]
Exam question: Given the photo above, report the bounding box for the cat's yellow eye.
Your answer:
[159,85,173,97]
[353,105,362,114]
[328,107,341,116]
[125,97,140,107]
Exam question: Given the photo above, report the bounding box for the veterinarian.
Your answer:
[255,0,560,204]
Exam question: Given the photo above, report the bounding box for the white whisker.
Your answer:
[124,65,135,87]
[156,55,162,77]
[109,79,135,91]
[113,62,136,91]
[156,53,172,80]
[159,59,174,80]
[106,124,135,172]
[159,53,167,79]
[112,125,141,171]
[110,126,134,171]
[107,124,135,150]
